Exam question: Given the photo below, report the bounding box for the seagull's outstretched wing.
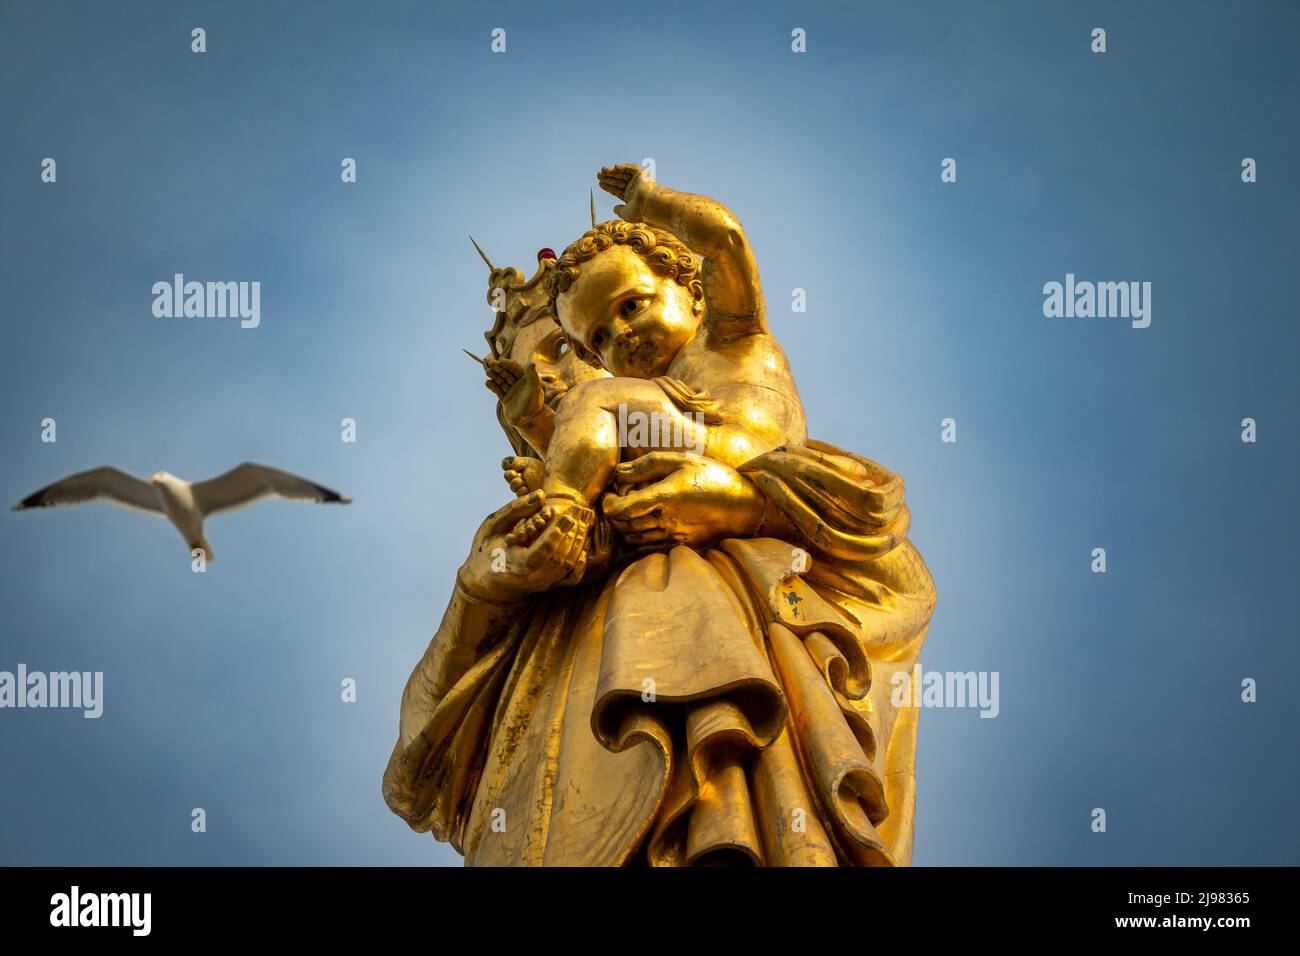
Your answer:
[192,463,351,517]
[11,467,162,514]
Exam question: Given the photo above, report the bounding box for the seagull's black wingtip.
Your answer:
[312,484,351,505]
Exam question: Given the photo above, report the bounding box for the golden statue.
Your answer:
[383,165,937,866]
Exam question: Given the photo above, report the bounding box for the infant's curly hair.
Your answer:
[546,220,704,313]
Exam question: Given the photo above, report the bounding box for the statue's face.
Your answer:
[556,244,701,379]
[503,313,607,406]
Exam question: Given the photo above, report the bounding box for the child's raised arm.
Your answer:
[598,164,767,339]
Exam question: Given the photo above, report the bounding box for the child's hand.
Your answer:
[483,357,524,398]
[598,163,653,222]
[485,358,547,429]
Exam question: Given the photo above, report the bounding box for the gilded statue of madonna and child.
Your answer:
[382,163,937,866]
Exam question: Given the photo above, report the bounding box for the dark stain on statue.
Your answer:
[783,590,802,617]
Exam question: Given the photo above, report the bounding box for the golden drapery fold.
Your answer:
[383,441,936,866]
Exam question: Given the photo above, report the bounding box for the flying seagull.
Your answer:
[12,463,351,559]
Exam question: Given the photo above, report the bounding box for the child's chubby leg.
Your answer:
[509,377,709,544]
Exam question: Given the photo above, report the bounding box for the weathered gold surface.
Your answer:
[383,164,936,866]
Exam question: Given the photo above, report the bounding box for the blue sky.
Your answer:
[1,0,1296,865]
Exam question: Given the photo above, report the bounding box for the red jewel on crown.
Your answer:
[537,248,557,261]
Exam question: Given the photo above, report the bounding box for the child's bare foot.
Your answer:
[502,456,545,497]
[507,503,553,546]
[507,497,592,547]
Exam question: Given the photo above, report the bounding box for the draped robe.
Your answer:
[383,440,936,866]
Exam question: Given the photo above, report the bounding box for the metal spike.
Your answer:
[469,236,495,271]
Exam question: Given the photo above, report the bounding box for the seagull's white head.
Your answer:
[149,471,177,485]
